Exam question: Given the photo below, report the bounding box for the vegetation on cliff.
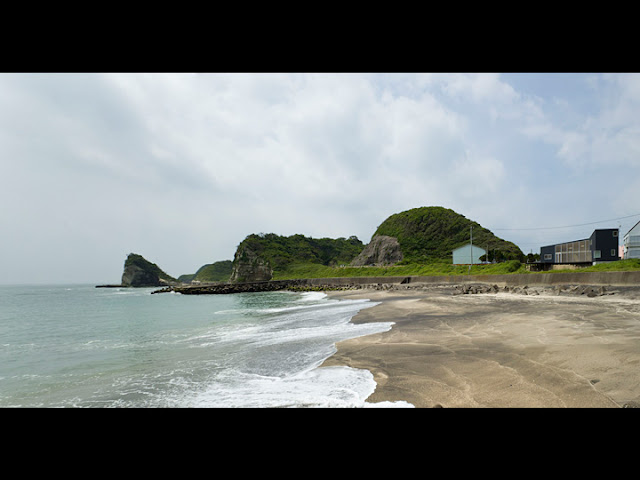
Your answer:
[178,260,233,283]
[231,233,364,282]
[373,206,524,263]
[194,260,233,282]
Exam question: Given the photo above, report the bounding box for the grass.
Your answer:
[271,259,527,280]
[271,258,640,280]
[545,258,640,273]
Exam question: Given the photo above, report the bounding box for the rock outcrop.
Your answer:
[350,235,403,266]
[121,253,177,287]
[229,245,273,283]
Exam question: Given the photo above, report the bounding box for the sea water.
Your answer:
[0,284,412,407]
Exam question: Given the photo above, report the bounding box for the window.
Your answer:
[611,249,617,256]
[613,231,618,237]
[594,250,601,259]
[544,254,552,261]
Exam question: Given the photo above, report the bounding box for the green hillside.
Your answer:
[178,260,233,283]
[373,206,524,263]
[194,260,233,282]
[232,233,364,281]
[230,207,525,282]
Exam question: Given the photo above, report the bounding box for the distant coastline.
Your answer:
[102,207,640,289]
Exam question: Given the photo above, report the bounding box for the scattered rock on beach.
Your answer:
[452,284,500,295]
[558,285,611,297]
[452,283,614,298]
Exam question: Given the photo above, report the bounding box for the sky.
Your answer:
[2,72,640,285]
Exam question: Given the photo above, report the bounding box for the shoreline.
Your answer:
[321,284,640,407]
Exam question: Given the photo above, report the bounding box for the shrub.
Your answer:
[505,260,521,273]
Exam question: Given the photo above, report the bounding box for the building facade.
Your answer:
[452,243,486,265]
[540,228,619,265]
[623,221,640,259]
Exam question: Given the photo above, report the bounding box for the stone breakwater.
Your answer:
[152,278,619,297]
[150,279,361,295]
[148,270,640,296]
[152,278,418,295]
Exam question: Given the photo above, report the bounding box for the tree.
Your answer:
[526,253,540,263]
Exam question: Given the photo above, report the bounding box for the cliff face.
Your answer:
[122,264,164,287]
[350,235,403,266]
[121,253,177,287]
[229,245,273,283]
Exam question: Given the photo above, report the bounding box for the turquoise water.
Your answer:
[0,284,410,407]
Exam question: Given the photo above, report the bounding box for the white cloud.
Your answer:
[3,72,639,283]
[441,72,520,105]
[519,73,640,170]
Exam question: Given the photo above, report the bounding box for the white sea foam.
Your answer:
[296,291,328,302]
[213,308,256,315]
[169,294,413,407]
[255,298,370,314]
[175,366,413,408]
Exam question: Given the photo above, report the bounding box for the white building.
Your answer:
[623,221,640,259]
[452,243,486,265]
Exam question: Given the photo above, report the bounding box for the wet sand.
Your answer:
[321,284,640,407]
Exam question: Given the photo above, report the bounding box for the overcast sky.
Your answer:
[2,72,640,284]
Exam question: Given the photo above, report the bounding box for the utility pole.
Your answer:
[619,223,622,259]
[469,225,473,274]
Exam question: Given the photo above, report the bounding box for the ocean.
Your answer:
[0,284,412,407]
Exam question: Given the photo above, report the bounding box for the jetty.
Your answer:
[150,270,640,295]
[151,279,309,295]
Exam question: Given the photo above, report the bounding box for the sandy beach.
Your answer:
[321,283,640,407]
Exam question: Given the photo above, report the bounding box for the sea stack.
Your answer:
[121,253,177,287]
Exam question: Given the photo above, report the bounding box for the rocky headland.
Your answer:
[229,243,273,283]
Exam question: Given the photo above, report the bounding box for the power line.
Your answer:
[492,213,640,231]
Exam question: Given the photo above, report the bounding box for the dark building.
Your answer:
[540,228,619,265]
